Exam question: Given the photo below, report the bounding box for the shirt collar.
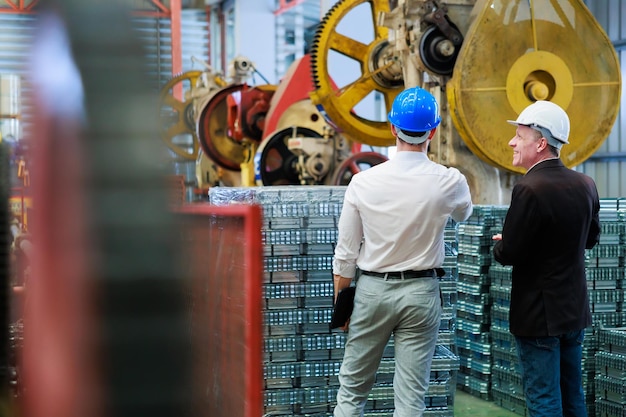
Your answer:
[393,151,430,162]
[527,157,559,173]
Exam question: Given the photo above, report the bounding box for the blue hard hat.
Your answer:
[388,87,441,137]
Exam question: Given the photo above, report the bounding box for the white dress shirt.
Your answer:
[333,151,473,278]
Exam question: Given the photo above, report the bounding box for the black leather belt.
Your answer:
[361,269,435,279]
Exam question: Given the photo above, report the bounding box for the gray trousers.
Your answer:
[333,274,441,417]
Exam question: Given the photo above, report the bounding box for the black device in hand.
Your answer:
[330,286,356,330]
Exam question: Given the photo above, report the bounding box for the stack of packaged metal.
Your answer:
[480,199,625,417]
[595,326,626,417]
[488,261,524,415]
[210,186,460,416]
[455,206,507,400]
[476,206,525,415]
[583,198,626,416]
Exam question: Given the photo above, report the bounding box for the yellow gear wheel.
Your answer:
[447,0,621,174]
[158,70,203,160]
[309,0,403,147]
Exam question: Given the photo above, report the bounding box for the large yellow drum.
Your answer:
[447,0,621,174]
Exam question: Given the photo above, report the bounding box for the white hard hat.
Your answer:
[507,101,570,149]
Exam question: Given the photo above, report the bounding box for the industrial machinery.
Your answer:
[254,53,388,186]
[158,57,227,161]
[159,55,270,189]
[160,54,389,190]
[309,0,621,203]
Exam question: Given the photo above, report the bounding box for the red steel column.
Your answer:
[169,0,183,100]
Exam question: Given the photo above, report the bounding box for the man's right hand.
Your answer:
[339,319,350,332]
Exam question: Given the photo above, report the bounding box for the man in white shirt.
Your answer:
[332,86,473,417]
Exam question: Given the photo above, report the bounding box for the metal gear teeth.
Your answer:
[309,0,346,90]
[161,70,201,94]
[166,71,191,84]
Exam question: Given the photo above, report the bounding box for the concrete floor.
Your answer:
[454,391,522,417]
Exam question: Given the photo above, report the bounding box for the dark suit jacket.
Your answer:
[493,158,600,337]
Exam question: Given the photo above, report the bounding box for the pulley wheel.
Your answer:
[331,151,388,185]
[197,84,249,171]
[419,24,462,76]
[447,0,621,174]
[255,126,323,186]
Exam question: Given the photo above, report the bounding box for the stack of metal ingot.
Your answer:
[488,262,525,415]
[455,206,506,400]
[583,198,626,416]
[486,198,625,417]
[482,206,526,415]
[210,186,460,417]
[595,327,626,417]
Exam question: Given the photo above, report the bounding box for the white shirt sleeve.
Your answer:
[332,185,362,278]
[450,170,473,222]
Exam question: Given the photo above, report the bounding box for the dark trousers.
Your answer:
[515,330,587,417]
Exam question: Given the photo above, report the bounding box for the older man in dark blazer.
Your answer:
[492,101,600,417]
